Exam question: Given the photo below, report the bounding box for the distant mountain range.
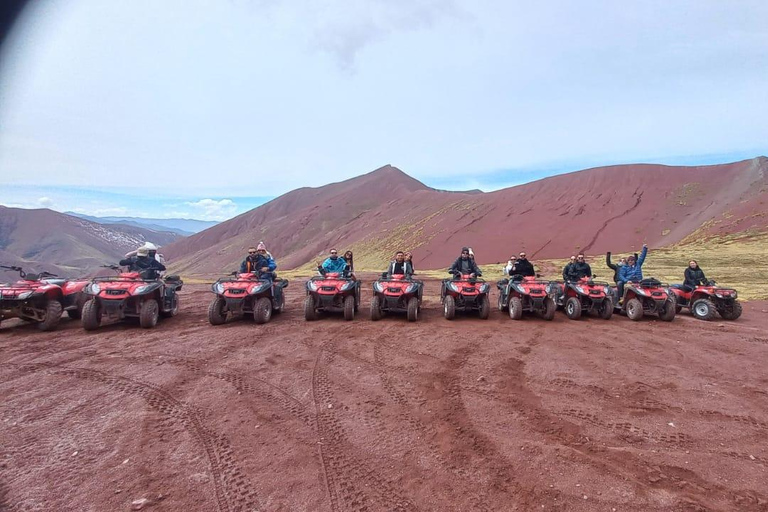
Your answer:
[0,207,182,279]
[65,213,218,236]
[163,157,768,274]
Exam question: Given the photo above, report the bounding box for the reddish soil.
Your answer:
[2,277,768,511]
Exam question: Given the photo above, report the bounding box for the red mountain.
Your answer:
[0,206,181,279]
[164,158,768,274]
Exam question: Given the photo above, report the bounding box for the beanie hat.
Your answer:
[257,241,267,251]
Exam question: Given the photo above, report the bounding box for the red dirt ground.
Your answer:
[2,277,768,511]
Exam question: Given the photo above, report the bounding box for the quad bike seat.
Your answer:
[164,275,182,282]
[42,278,67,286]
[640,278,662,286]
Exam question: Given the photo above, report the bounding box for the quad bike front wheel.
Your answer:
[38,299,63,332]
[254,297,272,324]
[208,297,227,325]
[444,295,456,320]
[478,295,490,320]
[370,295,383,321]
[598,298,613,320]
[658,299,676,322]
[407,297,419,322]
[540,296,556,321]
[626,298,643,321]
[343,295,355,321]
[565,297,582,320]
[304,295,318,321]
[718,300,742,320]
[140,299,160,328]
[81,299,101,331]
[508,297,523,320]
[692,298,716,321]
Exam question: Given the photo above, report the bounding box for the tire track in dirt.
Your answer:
[311,340,417,512]
[1,362,261,512]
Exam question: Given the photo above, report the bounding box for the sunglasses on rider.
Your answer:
[248,250,257,254]
[330,251,337,255]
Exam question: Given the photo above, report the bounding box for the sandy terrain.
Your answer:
[2,277,768,511]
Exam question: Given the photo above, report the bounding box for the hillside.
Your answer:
[0,207,181,279]
[162,157,768,275]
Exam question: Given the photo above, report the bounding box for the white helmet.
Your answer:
[143,242,158,251]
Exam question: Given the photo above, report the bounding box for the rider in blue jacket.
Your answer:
[318,249,349,275]
[617,244,648,301]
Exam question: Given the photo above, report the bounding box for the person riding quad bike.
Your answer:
[442,247,490,319]
[371,251,422,321]
[513,252,535,277]
[119,247,166,279]
[606,251,637,284]
[563,253,591,282]
[669,260,741,320]
[305,249,361,321]
[616,245,648,302]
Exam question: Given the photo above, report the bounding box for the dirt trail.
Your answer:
[2,277,768,511]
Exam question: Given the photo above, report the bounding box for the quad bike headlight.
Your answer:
[339,281,355,292]
[448,282,460,293]
[213,282,225,294]
[405,283,418,294]
[17,291,34,300]
[513,283,525,294]
[306,280,319,292]
[88,283,101,295]
[132,284,154,295]
[373,281,385,293]
[249,282,269,294]
[573,285,586,295]
[604,286,612,296]
[479,283,490,294]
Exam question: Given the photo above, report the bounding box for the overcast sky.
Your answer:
[1,0,766,220]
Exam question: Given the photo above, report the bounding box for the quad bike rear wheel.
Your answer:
[565,297,582,320]
[67,294,88,320]
[343,295,355,321]
[139,299,160,329]
[254,297,272,324]
[508,297,523,320]
[444,295,456,320]
[208,297,227,325]
[599,298,613,320]
[658,299,676,322]
[38,299,63,332]
[478,295,490,320]
[371,295,383,321]
[407,297,419,322]
[625,298,643,321]
[161,294,179,318]
[718,300,742,320]
[81,299,101,331]
[692,298,716,321]
[540,296,556,321]
[304,295,318,321]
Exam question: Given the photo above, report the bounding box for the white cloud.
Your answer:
[37,197,54,207]
[184,198,237,221]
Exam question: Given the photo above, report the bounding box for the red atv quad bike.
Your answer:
[669,280,742,321]
[208,271,289,325]
[0,265,88,331]
[610,278,675,322]
[441,271,491,320]
[370,273,423,322]
[304,271,361,321]
[80,265,183,330]
[551,276,613,320]
[497,274,556,320]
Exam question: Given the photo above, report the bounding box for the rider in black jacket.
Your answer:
[683,260,707,291]
[119,247,166,279]
[512,252,535,277]
[449,247,482,278]
[563,253,591,282]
